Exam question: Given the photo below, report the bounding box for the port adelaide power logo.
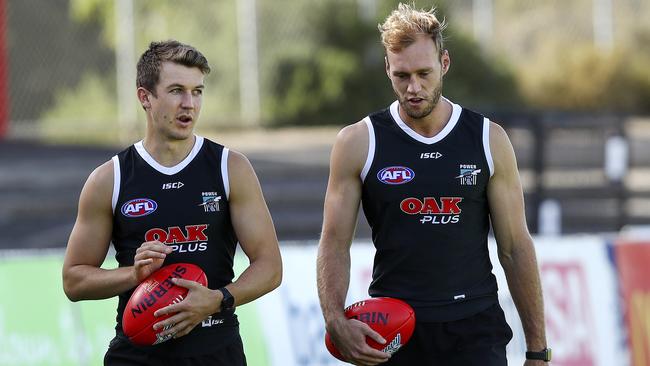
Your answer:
[199,192,221,212]
[456,164,481,186]
[377,166,415,185]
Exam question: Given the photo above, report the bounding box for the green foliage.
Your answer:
[61,0,241,126]
[41,0,650,133]
[519,42,650,113]
[443,29,521,111]
[266,0,521,125]
[40,73,119,143]
[264,1,392,125]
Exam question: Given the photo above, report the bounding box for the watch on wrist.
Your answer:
[526,348,552,362]
[218,287,235,312]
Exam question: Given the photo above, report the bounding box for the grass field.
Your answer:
[0,251,269,365]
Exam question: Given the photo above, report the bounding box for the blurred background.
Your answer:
[1,0,650,365]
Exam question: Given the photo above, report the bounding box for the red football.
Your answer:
[122,263,208,346]
[325,297,415,361]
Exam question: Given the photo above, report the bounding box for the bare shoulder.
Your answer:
[336,120,368,146]
[488,121,520,179]
[227,149,255,176]
[489,122,512,150]
[85,160,114,197]
[226,149,260,198]
[489,121,516,162]
[331,120,370,172]
[74,159,115,217]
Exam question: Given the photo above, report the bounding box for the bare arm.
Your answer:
[225,150,282,306]
[487,123,547,360]
[317,122,389,365]
[62,161,171,301]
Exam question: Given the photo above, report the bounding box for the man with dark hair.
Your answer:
[63,40,282,365]
[317,4,549,365]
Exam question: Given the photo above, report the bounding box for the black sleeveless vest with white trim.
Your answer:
[111,135,239,355]
[361,99,499,322]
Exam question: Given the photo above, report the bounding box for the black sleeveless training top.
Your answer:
[111,136,239,356]
[361,99,499,322]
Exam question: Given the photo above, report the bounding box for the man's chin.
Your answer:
[401,103,433,120]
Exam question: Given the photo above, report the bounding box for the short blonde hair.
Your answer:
[378,3,447,55]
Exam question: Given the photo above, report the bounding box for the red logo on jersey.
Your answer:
[400,197,463,215]
[145,224,209,244]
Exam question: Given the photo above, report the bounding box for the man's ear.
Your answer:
[385,56,391,78]
[137,87,152,110]
[441,50,450,75]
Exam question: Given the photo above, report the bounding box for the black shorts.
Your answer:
[385,303,513,366]
[104,335,247,366]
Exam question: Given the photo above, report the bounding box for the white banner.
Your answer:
[257,237,628,366]
[256,243,375,366]
[489,236,628,366]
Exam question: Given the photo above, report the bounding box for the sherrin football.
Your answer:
[122,263,208,346]
[325,297,415,361]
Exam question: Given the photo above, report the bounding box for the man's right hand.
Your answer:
[133,241,172,283]
[327,317,391,366]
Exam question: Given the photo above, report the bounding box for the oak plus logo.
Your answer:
[377,166,415,185]
[121,198,158,218]
[400,196,463,224]
[145,224,209,253]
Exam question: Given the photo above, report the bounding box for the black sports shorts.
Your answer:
[104,334,247,366]
[385,303,513,366]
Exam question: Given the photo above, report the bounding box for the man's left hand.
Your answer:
[152,278,222,339]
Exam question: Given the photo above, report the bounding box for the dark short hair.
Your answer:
[136,40,211,95]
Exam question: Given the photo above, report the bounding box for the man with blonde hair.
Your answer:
[317,3,549,365]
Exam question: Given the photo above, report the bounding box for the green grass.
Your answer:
[0,252,268,365]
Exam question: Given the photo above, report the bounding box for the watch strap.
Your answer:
[218,287,235,312]
[525,348,552,362]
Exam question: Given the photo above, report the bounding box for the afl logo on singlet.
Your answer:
[377,166,415,185]
[121,198,158,217]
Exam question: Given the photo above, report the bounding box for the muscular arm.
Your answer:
[487,123,547,354]
[62,162,138,301]
[317,123,365,325]
[317,122,389,364]
[225,151,282,306]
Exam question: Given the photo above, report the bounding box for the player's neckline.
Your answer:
[134,135,204,175]
[389,98,461,145]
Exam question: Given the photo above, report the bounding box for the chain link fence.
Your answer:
[5,0,649,143]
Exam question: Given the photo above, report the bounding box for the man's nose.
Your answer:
[180,92,195,109]
[407,76,422,94]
